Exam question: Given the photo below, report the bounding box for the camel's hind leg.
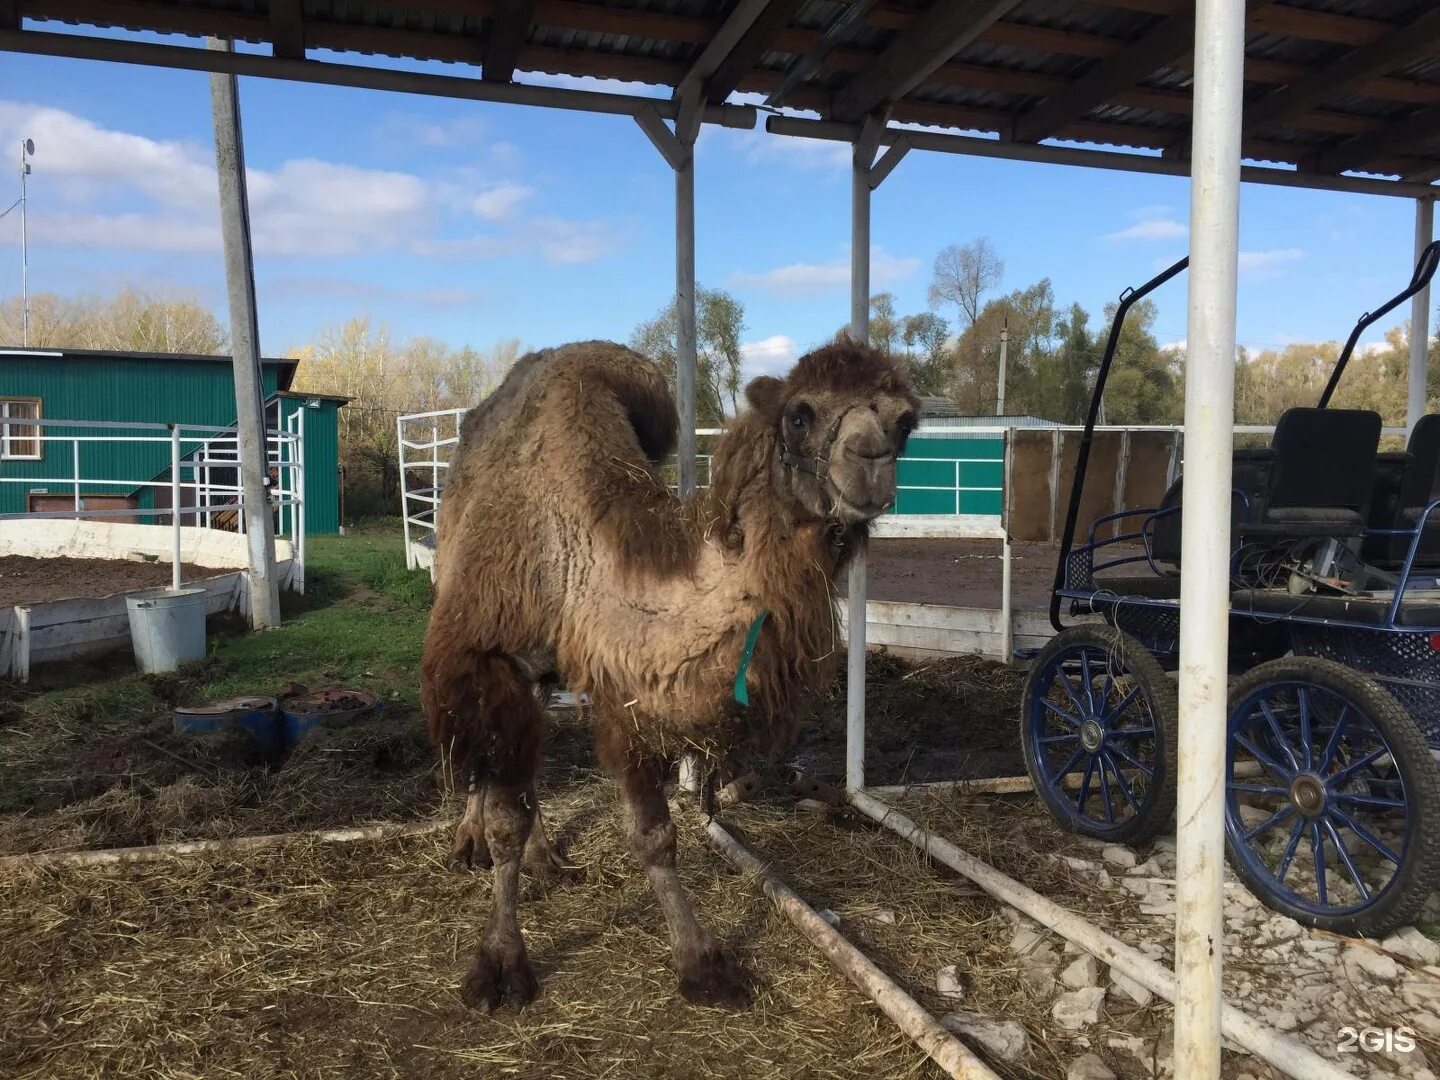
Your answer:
[451,778,570,877]
[461,781,539,1012]
[620,758,751,1009]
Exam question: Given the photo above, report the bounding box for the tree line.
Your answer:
[4,254,1437,522]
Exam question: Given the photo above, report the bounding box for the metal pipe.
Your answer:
[704,819,1001,1080]
[71,438,80,515]
[762,115,1440,201]
[847,145,871,792]
[171,424,183,591]
[397,414,414,570]
[995,323,1008,416]
[209,37,281,628]
[1410,197,1435,434]
[848,791,1353,1080]
[0,30,756,130]
[1176,0,1246,1073]
[19,138,29,348]
[675,145,698,498]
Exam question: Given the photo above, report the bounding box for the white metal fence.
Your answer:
[0,416,305,591]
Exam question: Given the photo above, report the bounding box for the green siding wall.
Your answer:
[0,356,347,533]
[277,397,341,535]
[894,434,1005,516]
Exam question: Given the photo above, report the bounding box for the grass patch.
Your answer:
[0,522,441,851]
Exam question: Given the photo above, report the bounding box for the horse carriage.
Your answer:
[1021,244,1440,937]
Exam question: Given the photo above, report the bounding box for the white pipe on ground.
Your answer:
[847,791,1354,1080]
[1,820,450,870]
[704,819,1001,1080]
[1176,0,1246,1073]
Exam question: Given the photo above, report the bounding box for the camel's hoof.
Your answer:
[460,943,538,1013]
[677,948,752,1010]
[449,828,492,872]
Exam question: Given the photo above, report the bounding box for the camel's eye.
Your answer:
[788,402,814,431]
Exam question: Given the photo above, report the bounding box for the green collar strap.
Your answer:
[733,610,771,706]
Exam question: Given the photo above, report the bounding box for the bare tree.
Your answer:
[927,239,1003,331]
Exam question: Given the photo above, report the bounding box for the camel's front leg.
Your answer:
[450,783,492,870]
[620,759,751,1008]
[460,782,538,1012]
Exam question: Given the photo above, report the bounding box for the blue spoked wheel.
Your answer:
[1224,657,1440,937]
[1022,625,1178,842]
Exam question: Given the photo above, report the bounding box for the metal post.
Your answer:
[171,424,183,591]
[676,146,698,498]
[398,414,413,570]
[296,406,306,593]
[996,322,1009,416]
[1409,197,1435,435]
[1174,0,1245,1075]
[1000,431,1013,663]
[71,438,80,515]
[208,38,281,629]
[19,141,29,348]
[846,144,871,793]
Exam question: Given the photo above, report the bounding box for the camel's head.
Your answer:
[746,337,920,526]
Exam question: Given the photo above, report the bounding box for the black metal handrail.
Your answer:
[1049,255,1190,633]
[1318,239,1440,408]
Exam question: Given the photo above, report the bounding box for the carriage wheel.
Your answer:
[1224,656,1440,937]
[1021,625,1178,843]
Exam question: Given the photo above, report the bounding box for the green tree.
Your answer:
[870,293,900,353]
[1099,298,1181,424]
[1034,303,1096,423]
[900,311,951,395]
[631,286,747,424]
[951,279,1055,414]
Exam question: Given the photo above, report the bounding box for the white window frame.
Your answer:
[0,398,42,461]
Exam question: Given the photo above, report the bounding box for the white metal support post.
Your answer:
[1409,196,1434,435]
[208,37,281,629]
[170,424,183,591]
[636,92,703,792]
[847,117,905,792]
[1174,0,1245,1075]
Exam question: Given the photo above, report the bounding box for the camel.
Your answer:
[421,336,918,1012]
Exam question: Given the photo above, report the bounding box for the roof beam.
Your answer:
[700,0,806,103]
[830,0,1024,123]
[1244,6,1440,137]
[267,0,305,60]
[765,0,878,108]
[1308,102,1440,175]
[1008,4,1203,144]
[481,0,535,82]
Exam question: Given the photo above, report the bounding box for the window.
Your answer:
[1,398,41,460]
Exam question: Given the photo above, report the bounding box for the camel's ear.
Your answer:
[744,376,785,420]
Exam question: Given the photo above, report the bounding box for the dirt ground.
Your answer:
[0,651,1023,856]
[862,538,1057,609]
[0,554,216,605]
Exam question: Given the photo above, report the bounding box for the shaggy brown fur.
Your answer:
[421,337,918,1011]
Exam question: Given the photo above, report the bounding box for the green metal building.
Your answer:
[0,348,345,535]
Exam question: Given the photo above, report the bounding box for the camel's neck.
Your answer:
[691,417,849,611]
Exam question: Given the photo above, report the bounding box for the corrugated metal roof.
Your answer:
[10,0,1440,187]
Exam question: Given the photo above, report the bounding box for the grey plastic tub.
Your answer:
[125,587,209,673]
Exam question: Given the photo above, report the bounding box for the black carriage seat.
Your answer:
[1363,414,1440,570]
[1237,407,1382,541]
[1148,407,1382,565]
[1231,587,1440,628]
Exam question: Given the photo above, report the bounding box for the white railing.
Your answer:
[1,416,305,591]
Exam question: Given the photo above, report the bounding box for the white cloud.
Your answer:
[1238,248,1304,278]
[730,249,920,298]
[377,113,489,149]
[740,335,799,381]
[0,100,625,268]
[1104,214,1188,243]
[471,182,534,222]
[529,217,620,264]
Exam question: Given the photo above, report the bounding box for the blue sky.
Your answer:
[0,31,1430,383]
